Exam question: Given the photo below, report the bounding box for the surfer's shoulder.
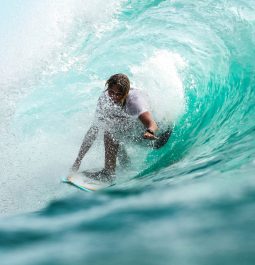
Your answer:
[127,87,144,100]
[125,88,149,116]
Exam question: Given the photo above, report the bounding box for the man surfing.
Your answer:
[71,73,170,181]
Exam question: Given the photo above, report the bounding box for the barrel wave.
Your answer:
[0,1,255,265]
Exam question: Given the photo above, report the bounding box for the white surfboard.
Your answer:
[62,172,112,192]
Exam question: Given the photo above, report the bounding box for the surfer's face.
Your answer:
[108,85,127,104]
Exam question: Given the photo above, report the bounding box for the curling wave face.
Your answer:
[0,1,255,265]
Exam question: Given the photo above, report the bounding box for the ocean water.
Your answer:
[0,1,255,264]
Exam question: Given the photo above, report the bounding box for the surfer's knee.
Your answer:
[104,131,119,148]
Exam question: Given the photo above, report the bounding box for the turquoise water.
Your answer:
[1,1,255,264]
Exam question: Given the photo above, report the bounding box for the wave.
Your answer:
[1,0,255,214]
[0,2,255,264]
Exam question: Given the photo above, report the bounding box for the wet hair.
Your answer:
[105,73,130,96]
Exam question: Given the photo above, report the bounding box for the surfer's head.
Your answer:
[106,73,130,105]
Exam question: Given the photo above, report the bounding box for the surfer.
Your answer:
[71,73,160,181]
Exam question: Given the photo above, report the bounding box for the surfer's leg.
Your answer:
[117,144,130,168]
[104,131,119,175]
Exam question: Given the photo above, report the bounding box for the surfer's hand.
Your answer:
[143,131,158,140]
[71,159,81,172]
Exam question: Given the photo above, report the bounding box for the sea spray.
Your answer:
[131,50,186,123]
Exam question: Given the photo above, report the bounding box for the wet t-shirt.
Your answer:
[93,88,149,137]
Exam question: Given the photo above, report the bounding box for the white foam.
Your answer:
[130,50,186,124]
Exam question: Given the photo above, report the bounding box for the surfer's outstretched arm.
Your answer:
[72,126,99,172]
[139,111,159,139]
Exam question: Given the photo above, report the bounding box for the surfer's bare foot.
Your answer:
[89,169,115,182]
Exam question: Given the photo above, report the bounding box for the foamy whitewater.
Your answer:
[0,1,255,265]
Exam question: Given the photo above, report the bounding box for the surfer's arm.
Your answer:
[72,126,99,171]
[139,111,158,140]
